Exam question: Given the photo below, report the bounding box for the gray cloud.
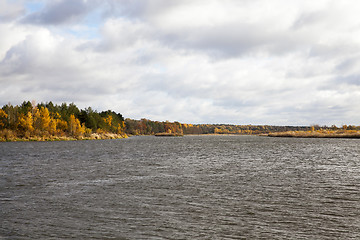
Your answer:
[161,24,303,59]
[18,0,183,26]
[21,0,94,25]
[0,1,25,22]
[334,75,360,86]
[99,0,186,20]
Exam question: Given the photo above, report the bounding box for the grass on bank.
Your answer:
[268,129,360,138]
[0,129,127,142]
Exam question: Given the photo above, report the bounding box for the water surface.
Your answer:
[1,135,359,239]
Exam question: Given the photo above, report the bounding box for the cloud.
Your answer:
[334,75,360,87]
[94,18,154,52]
[2,0,360,126]
[21,0,95,25]
[0,1,25,22]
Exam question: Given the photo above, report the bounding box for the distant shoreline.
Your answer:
[154,132,184,137]
[3,131,360,142]
[268,131,360,138]
[3,101,360,141]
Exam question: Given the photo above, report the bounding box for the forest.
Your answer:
[1,101,358,141]
[0,101,126,141]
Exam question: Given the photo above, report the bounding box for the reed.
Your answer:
[268,130,360,138]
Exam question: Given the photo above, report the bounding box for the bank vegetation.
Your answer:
[268,125,360,138]
[1,101,359,141]
[0,101,127,141]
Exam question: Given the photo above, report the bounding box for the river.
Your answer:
[1,135,359,239]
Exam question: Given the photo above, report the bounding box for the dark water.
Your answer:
[1,135,359,239]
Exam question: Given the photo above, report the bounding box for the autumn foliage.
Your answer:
[3,100,354,141]
[0,101,126,141]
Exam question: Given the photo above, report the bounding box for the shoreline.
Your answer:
[3,131,360,141]
[0,132,128,142]
[268,131,360,138]
[154,132,184,137]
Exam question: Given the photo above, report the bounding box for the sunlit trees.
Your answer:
[18,112,34,132]
[56,119,68,133]
[39,107,51,131]
[0,109,8,129]
[32,108,41,131]
[0,101,127,140]
[103,115,113,131]
[68,114,85,137]
[49,119,57,135]
[116,121,125,134]
[99,110,125,134]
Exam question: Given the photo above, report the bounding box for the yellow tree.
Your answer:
[52,112,65,134]
[0,109,8,129]
[116,121,125,134]
[39,107,51,131]
[18,112,34,132]
[56,119,68,133]
[79,123,86,135]
[49,119,57,134]
[103,115,113,131]
[69,114,77,135]
[68,114,84,137]
[33,108,41,131]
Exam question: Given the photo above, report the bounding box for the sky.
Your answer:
[1,0,360,126]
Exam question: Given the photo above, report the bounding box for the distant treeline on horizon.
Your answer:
[1,101,357,140]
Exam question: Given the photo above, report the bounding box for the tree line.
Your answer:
[0,101,190,140]
[124,119,312,135]
[1,101,354,141]
[0,101,125,140]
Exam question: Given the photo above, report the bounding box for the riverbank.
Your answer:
[3,129,360,141]
[154,132,184,137]
[0,130,127,142]
[268,130,360,138]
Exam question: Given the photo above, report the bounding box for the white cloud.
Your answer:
[1,0,360,126]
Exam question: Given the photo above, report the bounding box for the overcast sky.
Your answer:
[1,0,360,126]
